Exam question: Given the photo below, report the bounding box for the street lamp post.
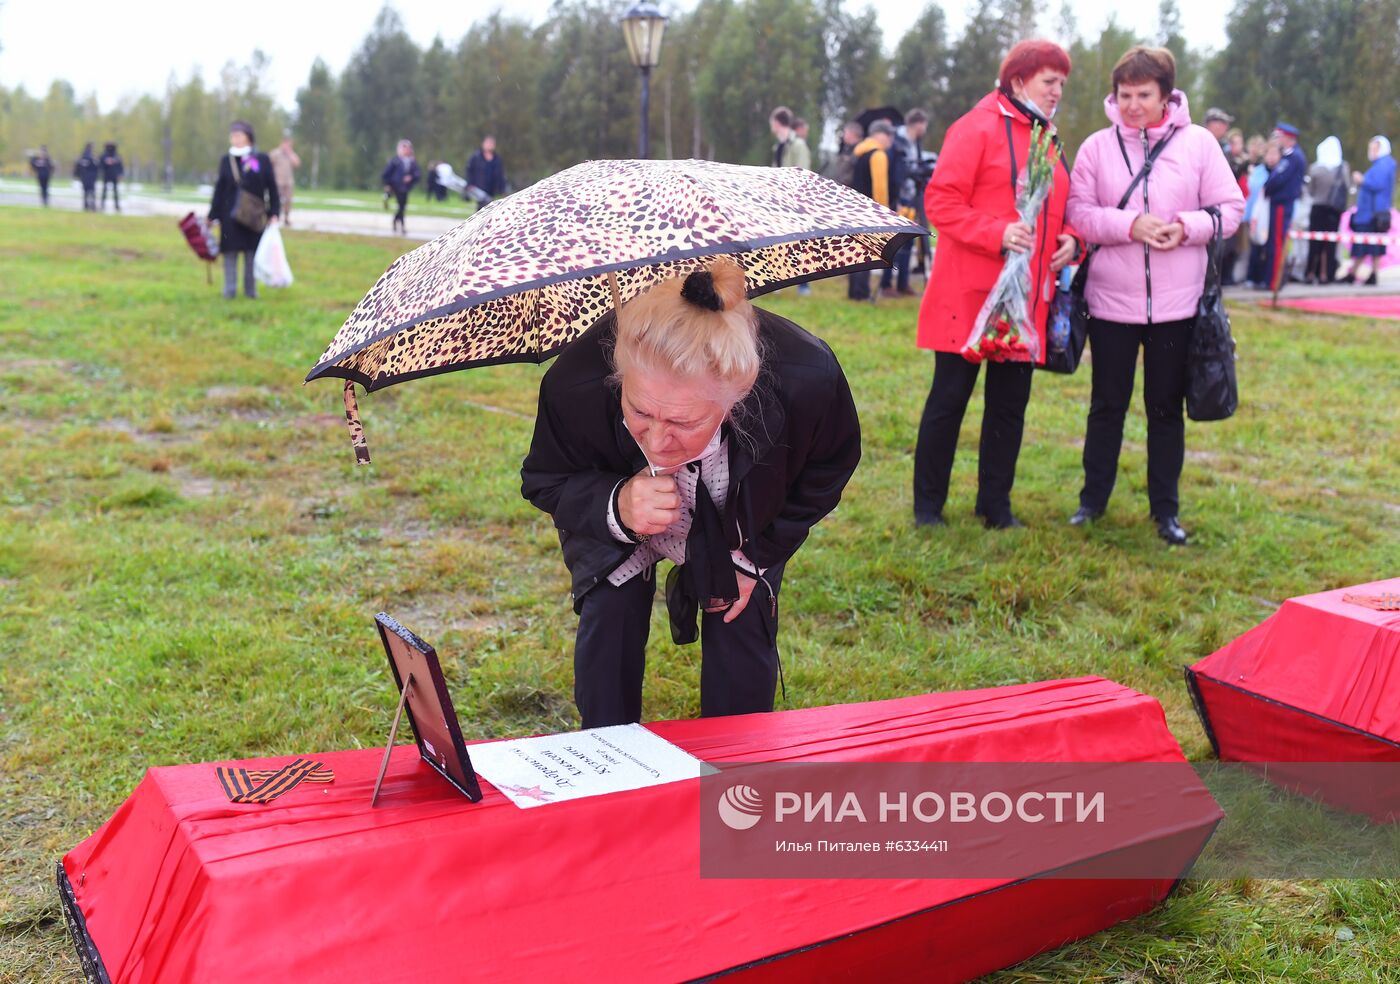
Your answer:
[621,1,668,159]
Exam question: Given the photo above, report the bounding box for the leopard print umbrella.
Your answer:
[307,158,924,462]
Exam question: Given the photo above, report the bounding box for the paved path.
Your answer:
[1224,275,1400,301]
[1,182,461,242]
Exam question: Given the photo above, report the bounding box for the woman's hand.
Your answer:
[721,573,758,623]
[1152,222,1185,250]
[618,468,680,536]
[1130,213,1169,244]
[1353,170,1365,186]
[1049,233,1077,272]
[1001,221,1034,253]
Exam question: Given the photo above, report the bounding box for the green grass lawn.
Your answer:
[1,208,1397,981]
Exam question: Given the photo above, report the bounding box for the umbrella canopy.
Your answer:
[855,106,905,131]
[306,158,923,395]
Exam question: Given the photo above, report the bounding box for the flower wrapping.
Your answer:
[961,122,1060,365]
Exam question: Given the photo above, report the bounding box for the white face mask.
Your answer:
[229,144,252,157]
[1022,95,1057,120]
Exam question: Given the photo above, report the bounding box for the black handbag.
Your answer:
[1040,127,1177,375]
[1185,206,1238,422]
[1041,268,1088,374]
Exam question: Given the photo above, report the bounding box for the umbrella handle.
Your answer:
[344,381,371,466]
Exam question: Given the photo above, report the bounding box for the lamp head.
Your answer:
[621,1,668,69]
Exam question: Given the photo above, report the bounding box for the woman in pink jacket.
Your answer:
[1065,46,1243,545]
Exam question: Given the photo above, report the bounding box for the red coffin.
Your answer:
[60,677,1219,983]
[1186,577,1400,820]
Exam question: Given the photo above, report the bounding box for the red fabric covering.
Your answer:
[1271,295,1400,321]
[62,677,1215,983]
[1187,578,1400,818]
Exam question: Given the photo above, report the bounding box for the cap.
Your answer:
[1204,107,1234,124]
[1275,121,1299,138]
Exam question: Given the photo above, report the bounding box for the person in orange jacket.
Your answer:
[913,39,1082,529]
[847,120,898,300]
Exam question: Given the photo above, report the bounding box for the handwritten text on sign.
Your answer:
[470,724,707,809]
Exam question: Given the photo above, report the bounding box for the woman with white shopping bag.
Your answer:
[208,121,281,300]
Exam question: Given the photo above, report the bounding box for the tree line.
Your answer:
[3,0,1398,190]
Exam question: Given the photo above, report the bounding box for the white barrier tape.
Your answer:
[1288,229,1400,245]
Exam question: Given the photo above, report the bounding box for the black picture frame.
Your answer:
[375,613,483,802]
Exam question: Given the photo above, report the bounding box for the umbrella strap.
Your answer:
[343,381,371,466]
[607,271,622,311]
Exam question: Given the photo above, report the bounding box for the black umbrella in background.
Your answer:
[855,106,905,132]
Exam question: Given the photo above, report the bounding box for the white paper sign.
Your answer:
[470,723,707,809]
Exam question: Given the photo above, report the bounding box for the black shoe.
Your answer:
[1364,271,1378,286]
[982,513,1024,530]
[914,512,946,528]
[1155,516,1188,546]
[1069,506,1103,527]
[1337,272,1356,284]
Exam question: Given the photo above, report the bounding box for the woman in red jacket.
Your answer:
[913,40,1081,529]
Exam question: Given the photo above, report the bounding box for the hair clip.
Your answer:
[681,270,724,311]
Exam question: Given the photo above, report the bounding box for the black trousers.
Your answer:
[1220,231,1240,284]
[82,184,97,211]
[101,178,119,210]
[392,190,409,227]
[913,351,1034,522]
[848,270,871,300]
[880,239,913,292]
[1306,204,1342,282]
[573,563,784,728]
[1265,201,1296,290]
[1079,317,1190,519]
[37,174,50,205]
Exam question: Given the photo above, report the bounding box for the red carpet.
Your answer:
[1271,294,1400,320]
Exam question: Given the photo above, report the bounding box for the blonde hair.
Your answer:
[613,259,760,411]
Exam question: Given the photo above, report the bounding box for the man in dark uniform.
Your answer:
[1262,122,1307,292]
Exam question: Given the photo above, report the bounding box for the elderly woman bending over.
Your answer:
[522,260,861,728]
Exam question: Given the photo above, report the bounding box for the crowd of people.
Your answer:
[763,103,935,301]
[1195,111,1397,289]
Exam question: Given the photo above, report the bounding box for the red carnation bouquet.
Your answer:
[961,122,1060,365]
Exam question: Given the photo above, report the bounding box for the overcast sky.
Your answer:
[1,0,1229,113]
